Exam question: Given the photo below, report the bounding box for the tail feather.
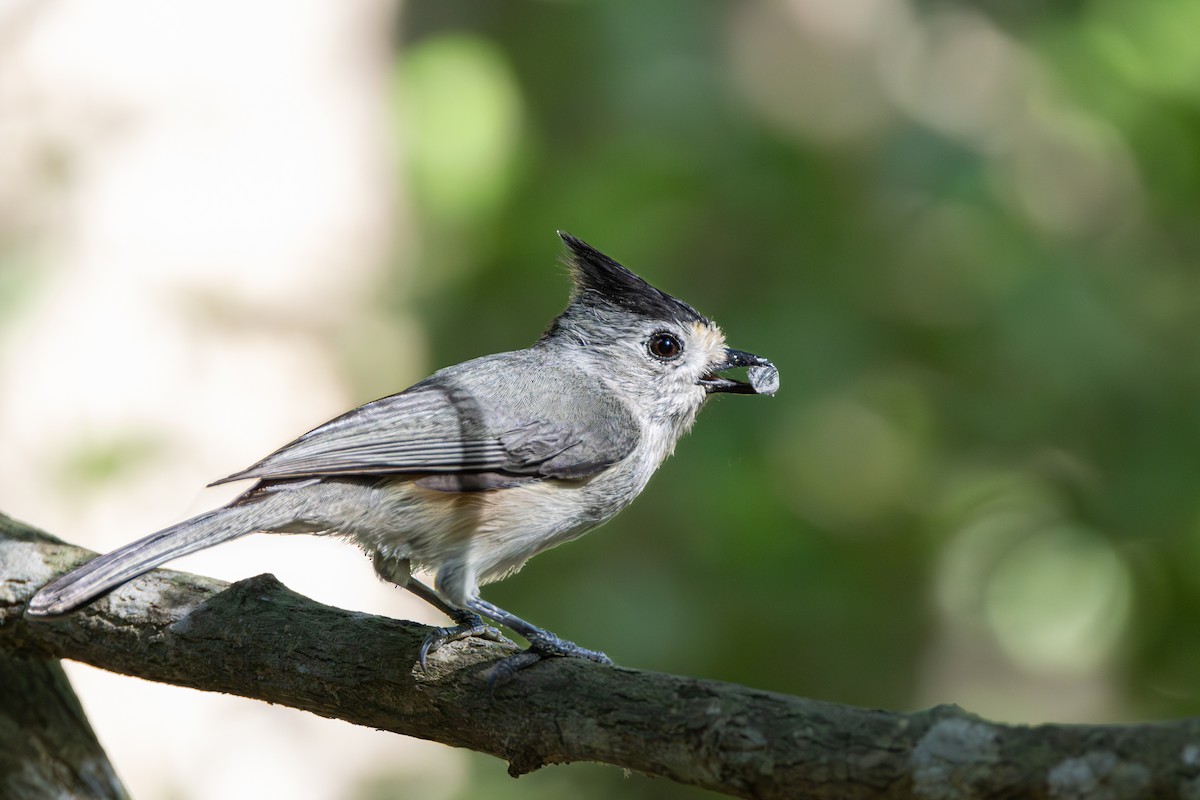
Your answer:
[27,507,260,616]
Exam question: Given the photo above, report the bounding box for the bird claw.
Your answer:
[418,616,510,671]
[527,632,612,664]
[484,633,612,694]
[485,651,544,692]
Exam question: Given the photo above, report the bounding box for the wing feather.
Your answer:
[212,386,515,483]
[211,356,640,486]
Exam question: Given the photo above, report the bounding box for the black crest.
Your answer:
[558,232,704,325]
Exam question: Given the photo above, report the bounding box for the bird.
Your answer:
[27,232,777,678]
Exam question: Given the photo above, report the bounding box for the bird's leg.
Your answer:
[404,578,510,669]
[370,552,509,668]
[463,597,612,688]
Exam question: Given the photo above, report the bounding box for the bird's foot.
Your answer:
[485,632,612,692]
[418,613,510,670]
[527,631,612,663]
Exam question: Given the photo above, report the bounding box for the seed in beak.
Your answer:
[748,363,779,395]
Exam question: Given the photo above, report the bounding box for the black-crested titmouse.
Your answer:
[28,233,777,674]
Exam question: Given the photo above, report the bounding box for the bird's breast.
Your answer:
[468,431,671,584]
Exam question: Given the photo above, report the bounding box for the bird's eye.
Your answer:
[647,331,683,360]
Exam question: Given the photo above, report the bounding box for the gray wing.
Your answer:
[212,352,640,485]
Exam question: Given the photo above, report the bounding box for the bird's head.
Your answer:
[542,232,776,431]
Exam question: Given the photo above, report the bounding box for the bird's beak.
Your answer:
[699,349,778,395]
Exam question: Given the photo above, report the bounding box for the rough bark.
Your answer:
[4,511,1200,800]
[0,650,130,799]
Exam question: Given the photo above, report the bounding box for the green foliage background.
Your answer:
[6,0,1196,797]
[375,1,1200,796]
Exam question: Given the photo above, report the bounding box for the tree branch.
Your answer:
[0,650,130,799]
[3,512,1200,799]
